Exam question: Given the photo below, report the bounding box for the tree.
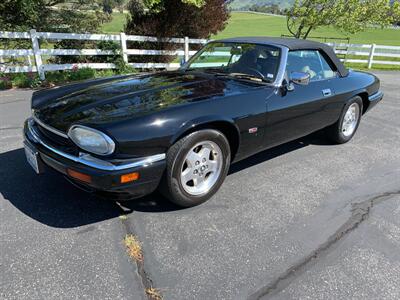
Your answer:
[286,0,400,39]
[100,0,127,14]
[0,0,109,33]
[142,0,206,10]
[0,0,116,67]
[249,4,283,15]
[125,0,228,39]
[125,0,229,62]
[124,0,229,63]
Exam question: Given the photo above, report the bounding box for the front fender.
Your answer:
[170,115,240,145]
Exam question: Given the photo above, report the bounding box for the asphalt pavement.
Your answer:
[1,71,399,300]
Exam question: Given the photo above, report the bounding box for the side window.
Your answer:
[286,50,337,81]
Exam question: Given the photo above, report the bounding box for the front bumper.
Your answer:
[24,118,166,199]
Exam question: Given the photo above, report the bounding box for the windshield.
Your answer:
[183,42,281,83]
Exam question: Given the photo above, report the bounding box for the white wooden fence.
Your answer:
[1,29,400,80]
[0,29,207,79]
[327,42,400,69]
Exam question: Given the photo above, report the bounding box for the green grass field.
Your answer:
[101,12,128,33]
[102,12,400,46]
[213,12,400,45]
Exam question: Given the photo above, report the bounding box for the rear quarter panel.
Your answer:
[333,70,380,110]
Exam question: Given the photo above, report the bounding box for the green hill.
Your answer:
[228,0,294,9]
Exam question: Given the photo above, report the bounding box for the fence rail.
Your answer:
[0,29,207,79]
[1,30,400,80]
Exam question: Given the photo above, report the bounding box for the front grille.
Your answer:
[36,123,71,146]
[33,121,79,155]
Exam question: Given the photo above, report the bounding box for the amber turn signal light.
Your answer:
[121,172,140,183]
[67,169,92,183]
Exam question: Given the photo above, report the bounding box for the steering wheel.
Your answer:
[244,67,266,79]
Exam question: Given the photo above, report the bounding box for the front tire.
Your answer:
[160,129,231,207]
[326,96,363,144]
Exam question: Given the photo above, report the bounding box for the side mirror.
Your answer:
[290,72,310,86]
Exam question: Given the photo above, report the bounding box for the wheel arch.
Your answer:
[170,117,241,161]
[343,90,368,114]
[356,92,369,114]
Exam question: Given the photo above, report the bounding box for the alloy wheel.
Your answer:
[180,140,223,196]
[341,103,360,137]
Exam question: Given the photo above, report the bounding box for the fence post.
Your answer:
[343,44,349,64]
[120,32,128,64]
[368,44,376,69]
[30,29,45,80]
[184,36,189,63]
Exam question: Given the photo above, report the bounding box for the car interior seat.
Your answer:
[301,65,317,79]
[229,49,259,74]
[257,56,278,79]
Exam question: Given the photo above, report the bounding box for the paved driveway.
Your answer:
[1,71,399,300]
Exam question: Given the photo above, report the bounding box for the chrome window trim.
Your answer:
[27,119,165,171]
[273,46,289,87]
[32,113,69,139]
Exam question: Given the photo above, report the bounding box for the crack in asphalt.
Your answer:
[116,202,156,300]
[0,127,22,131]
[248,190,400,300]
[0,99,29,105]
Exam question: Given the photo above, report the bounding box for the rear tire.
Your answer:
[326,96,363,144]
[160,129,231,207]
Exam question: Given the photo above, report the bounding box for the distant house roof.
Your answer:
[215,37,349,77]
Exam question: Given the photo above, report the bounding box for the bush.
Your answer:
[0,72,42,89]
[95,69,116,78]
[43,71,68,85]
[96,41,137,74]
[10,73,30,87]
[67,67,96,81]
[28,74,42,88]
[0,75,12,90]
[114,62,136,74]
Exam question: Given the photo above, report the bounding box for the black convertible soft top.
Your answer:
[216,37,349,77]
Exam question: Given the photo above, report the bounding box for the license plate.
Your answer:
[24,142,41,174]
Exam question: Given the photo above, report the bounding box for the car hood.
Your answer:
[32,71,257,132]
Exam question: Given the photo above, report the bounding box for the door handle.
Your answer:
[322,89,332,97]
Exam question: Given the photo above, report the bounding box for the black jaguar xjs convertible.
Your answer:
[24,37,383,207]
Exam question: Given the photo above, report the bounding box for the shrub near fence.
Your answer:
[1,29,400,80]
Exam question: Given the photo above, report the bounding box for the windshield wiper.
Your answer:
[229,73,267,83]
[214,72,269,83]
[183,68,271,84]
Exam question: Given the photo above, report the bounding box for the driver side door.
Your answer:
[264,50,342,148]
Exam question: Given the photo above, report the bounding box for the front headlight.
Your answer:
[68,125,115,156]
